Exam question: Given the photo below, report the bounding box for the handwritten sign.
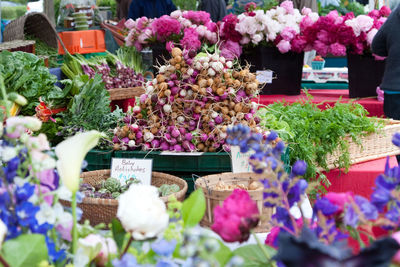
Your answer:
[231,146,253,173]
[110,158,153,185]
[256,70,273,84]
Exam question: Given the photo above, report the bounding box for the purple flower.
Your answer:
[392,132,400,147]
[314,197,339,216]
[344,205,358,227]
[113,254,142,267]
[267,131,278,141]
[151,239,177,257]
[274,207,294,231]
[371,188,391,211]
[156,260,178,267]
[375,174,397,191]
[291,160,307,176]
[355,195,378,220]
[287,179,308,207]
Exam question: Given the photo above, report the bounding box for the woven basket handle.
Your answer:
[49,25,69,55]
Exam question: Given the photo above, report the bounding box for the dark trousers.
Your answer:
[384,93,400,162]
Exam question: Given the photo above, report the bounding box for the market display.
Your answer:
[2,2,400,267]
[112,47,262,152]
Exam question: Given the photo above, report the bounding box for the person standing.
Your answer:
[127,0,177,20]
[198,0,228,22]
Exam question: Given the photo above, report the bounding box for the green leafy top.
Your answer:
[257,93,382,195]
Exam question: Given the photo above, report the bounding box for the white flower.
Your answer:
[117,184,169,240]
[252,34,263,44]
[57,185,73,201]
[36,202,57,225]
[0,219,7,249]
[26,134,50,151]
[1,146,17,162]
[55,131,104,193]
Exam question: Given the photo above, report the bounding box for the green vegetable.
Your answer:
[102,177,122,193]
[25,35,60,68]
[0,51,66,115]
[257,93,382,196]
[158,184,180,197]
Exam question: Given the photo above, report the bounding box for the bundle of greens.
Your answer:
[25,35,60,68]
[0,51,66,115]
[56,74,124,148]
[256,94,382,194]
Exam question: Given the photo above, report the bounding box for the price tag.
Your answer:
[256,70,273,84]
[230,146,253,173]
[110,158,153,185]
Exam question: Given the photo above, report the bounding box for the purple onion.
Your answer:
[167,80,174,87]
[214,116,223,124]
[112,136,119,143]
[182,140,190,150]
[142,143,151,150]
[189,77,196,84]
[165,133,172,141]
[200,133,208,142]
[250,109,256,114]
[192,70,199,77]
[171,128,180,138]
[151,94,158,103]
[169,138,177,145]
[254,116,261,124]
[206,87,212,94]
[171,87,179,95]
[174,144,183,152]
[189,143,196,151]
[189,120,196,127]
[220,92,228,100]
[214,96,221,102]
[160,142,169,150]
[179,127,187,135]
[169,96,175,102]
[140,94,148,104]
[151,139,160,148]
[244,113,253,120]
[121,137,129,144]
[193,113,200,121]
[136,131,143,139]
[223,144,231,152]
[189,126,196,131]
[185,133,193,141]
[209,121,215,128]
[170,73,178,80]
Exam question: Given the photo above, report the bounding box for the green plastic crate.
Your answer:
[84,149,114,171]
[113,151,232,173]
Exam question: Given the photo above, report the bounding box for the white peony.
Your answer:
[117,184,169,240]
[252,34,263,44]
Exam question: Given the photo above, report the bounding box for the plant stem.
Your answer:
[71,191,78,255]
[120,235,134,259]
[0,75,10,118]
[252,231,271,261]
[0,254,10,267]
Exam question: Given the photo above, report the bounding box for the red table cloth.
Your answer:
[324,156,398,198]
[255,90,384,117]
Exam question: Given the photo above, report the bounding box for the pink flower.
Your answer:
[329,42,346,56]
[277,39,291,53]
[367,28,378,45]
[368,9,380,19]
[220,40,242,60]
[245,2,257,13]
[301,7,312,16]
[316,30,329,43]
[180,28,201,51]
[379,5,391,17]
[151,15,181,41]
[166,41,174,52]
[325,192,353,214]
[183,11,211,25]
[265,219,304,248]
[212,189,259,243]
[291,36,307,53]
[281,27,296,41]
[280,0,294,14]
[35,185,54,205]
[80,234,117,266]
[220,14,242,42]
[392,231,400,263]
[136,17,150,31]
[205,21,217,32]
[376,86,384,102]
[56,220,72,241]
[124,19,135,30]
[300,16,314,30]
[314,40,329,56]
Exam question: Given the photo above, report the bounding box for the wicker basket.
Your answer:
[195,172,273,233]
[0,40,36,53]
[62,170,188,226]
[324,119,400,170]
[3,13,58,49]
[108,87,146,101]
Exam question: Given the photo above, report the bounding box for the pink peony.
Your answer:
[277,39,291,53]
[316,30,329,43]
[314,40,329,56]
[180,28,201,51]
[220,40,242,60]
[329,42,347,56]
[291,36,308,53]
[367,28,378,45]
[325,192,353,214]
[379,5,391,17]
[183,11,211,25]
[136,17,150,31]
[124,19,135,30]
[368,9,380,19]
[300,16,314,30]
[212,189,259,243]
[301,7,312,16]
[151,15,181,41]
[281,27,297,41]
[220,14,242,42]
[280,0,294,14]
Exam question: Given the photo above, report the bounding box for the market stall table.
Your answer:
[323,156,398,199]
[254,89,384,117]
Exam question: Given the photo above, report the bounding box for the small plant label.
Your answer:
[231,146,253,173]
[256,70,273,84]
[111,158,153,185]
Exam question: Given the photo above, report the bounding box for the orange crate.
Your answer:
[58,30,106,55]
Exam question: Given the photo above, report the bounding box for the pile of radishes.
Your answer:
[112,47,263,152]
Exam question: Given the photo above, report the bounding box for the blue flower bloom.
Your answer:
[287,179,308,207]
[113,254,143,267]
[7,156,20,172]
[32,222,53,234]
[344,205,358,227]
[371,188,391,211]
[15,183,35,203]
[15,202,39,227]
[375,174,397,191]
[151,239,177,257]
[354,195,378,220]
[314,197,338,216]
[392,132,400,147]
[45,237,66,263]
[265,156,278,170]
[267,131,278,141]
[156,259,178,267]
[291,160,307,176]
[274,207,293,231]
[3,166,17,184]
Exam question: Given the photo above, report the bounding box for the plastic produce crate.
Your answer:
[58,30,106,55]
[84,149,114,171]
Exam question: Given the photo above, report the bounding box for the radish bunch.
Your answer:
[112,47,263,152]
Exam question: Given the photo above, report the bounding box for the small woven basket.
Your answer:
[195,172,273,233]
[108,87,146,101]
[3,12,58,49]
[324,118,400,170]
[62,170,188,226]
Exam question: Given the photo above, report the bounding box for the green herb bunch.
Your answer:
[257,93,382,195]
